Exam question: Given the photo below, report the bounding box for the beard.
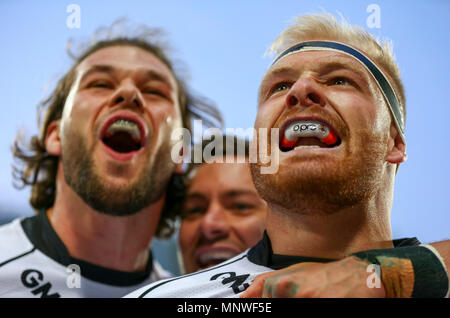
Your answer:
[61,130,175,216]
[250,128,388,211]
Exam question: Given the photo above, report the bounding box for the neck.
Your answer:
[266,188,394,259]
[48,172,164,273]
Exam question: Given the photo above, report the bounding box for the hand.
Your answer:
[240,256,386,298]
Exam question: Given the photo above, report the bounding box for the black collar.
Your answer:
[248,231,421,270]
[21,211,154,286]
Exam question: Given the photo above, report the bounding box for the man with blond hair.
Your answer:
[126,13,449,298]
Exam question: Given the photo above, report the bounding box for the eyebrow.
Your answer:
[222,190,260,199]
[185,192,208,202]
[80,64,114,80]
[260,66,297,91]
[144,69,174,89]
[258,67,295,102]
[79,64,174,89]
[185,189,259,202]
[318,59,369,80]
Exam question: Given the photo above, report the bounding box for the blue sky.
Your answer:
[1,0,449,257]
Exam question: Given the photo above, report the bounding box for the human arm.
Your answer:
[241,240,450,298]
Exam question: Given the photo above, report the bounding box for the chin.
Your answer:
[253,157,382,209]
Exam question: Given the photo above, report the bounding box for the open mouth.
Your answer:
[279,119,341,152]
[101,118,145,154]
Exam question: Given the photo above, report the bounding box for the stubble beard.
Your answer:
[62,130,174,216]
[250,129,388,212]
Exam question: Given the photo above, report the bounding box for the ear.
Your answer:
[45,120,62,156]
[385,125,407,164]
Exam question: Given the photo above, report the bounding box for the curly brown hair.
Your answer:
[12,23,223,238]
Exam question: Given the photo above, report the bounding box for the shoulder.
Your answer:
[125,251,272,298]
[0,218,35,265]
[150,260,174,281]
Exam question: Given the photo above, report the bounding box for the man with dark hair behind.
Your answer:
[178,136,267,274]
[0,21,222,297]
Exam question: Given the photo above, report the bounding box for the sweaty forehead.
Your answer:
[76,45,176,83]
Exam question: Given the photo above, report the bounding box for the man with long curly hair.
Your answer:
[0,22,221,297]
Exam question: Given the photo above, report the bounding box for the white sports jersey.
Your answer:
[0,212,172,298]
[125,233,420,298]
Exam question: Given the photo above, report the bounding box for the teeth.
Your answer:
[294,145,321,149]
[105,119,141,140]
[284,120,330,141]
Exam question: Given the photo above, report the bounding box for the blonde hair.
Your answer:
[267,13,406,120]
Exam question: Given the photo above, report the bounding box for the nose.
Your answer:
[285,76,326,108]
[108,79,144,109]
[199,202,231,241]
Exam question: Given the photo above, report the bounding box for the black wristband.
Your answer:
[351,245,449,298]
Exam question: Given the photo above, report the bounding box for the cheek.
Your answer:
[254,103,284,152]
[329,92,381,132]
[179,221,200,254]
[235,216,266,247]
[150,106,183,144]
[255,100,284,130]
[372,99,392,133]
[253,111,266,131]
[63,93,104,133]
[354,102,390,136]
[72,90,107,114]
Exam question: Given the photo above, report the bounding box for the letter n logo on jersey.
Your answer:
[210,272,250,294]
